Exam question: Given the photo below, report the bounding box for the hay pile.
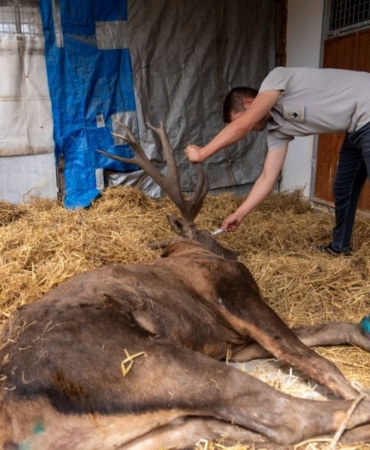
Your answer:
[1,186,370,449]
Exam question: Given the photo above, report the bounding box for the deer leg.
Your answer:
[3,336,370,449]
[231,321,370,362]
[340,424,370,445]
[291,322,370,350]
[215,276,361,399]
[100,342,370,447]
[119,417,284,450]
[231,342,271,361]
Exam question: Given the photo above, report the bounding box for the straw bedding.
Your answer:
[0,186,369,449]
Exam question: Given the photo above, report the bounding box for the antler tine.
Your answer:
[189,164,209,219]
[99,120,175,194]
[97,148,136,166]
[145,121,210,223]
[145,121,182,192]
[98,121,209,224]
[112,120,146,158]
[97,120,149,166]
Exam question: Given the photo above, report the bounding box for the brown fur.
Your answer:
[1,234,370,449]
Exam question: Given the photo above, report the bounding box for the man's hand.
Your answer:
[221,145,288,233]
[185,144,205,163]
[221,212,243,232]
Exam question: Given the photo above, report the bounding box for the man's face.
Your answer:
[229,98,269,131]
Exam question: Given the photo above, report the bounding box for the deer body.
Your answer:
[2,238,370,449]
[1,122,370,449]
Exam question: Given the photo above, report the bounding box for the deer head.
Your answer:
[98,121,239,260]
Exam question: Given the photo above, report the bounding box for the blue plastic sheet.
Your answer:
[40,0,138,208]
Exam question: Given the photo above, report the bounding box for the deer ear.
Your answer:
[166,215,191,237]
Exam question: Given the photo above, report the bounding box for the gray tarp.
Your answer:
[109,0,276,196]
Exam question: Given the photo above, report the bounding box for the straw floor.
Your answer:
[0,186,369,449]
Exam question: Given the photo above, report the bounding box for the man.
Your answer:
[185,66,370,256]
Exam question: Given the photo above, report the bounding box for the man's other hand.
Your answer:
[222,212,243,232]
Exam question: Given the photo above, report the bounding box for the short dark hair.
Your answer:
[223,87,258,123]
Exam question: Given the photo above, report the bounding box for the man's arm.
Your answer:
[221,145,288,232]
[185,90,281,163]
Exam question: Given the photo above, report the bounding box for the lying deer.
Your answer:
[1,121,370,450]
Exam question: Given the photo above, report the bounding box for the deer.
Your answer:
[1,121,370,450]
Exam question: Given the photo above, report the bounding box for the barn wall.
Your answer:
[0,153,57,204]
[281,0,325,198]
[0,0,57,204]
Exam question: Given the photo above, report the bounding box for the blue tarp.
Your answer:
[39,0,138,208]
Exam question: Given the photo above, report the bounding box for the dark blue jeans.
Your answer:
[332,121,370,251]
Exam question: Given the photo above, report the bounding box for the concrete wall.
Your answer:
[0,1,57,205]
[0,153,57,204]
[281,0,325,198]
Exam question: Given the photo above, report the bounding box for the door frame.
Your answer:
[311,0,370,212]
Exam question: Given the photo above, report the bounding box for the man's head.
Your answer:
[223,86,270,132]
[223,87,258,123]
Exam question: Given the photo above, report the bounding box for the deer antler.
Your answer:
[98,121,209,224]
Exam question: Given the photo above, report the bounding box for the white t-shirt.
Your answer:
[259,67,370,149]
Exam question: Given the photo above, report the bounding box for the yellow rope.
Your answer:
[121,348,147,377]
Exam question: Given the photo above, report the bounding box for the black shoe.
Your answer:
[316,243,352,257]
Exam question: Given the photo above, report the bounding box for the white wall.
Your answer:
[0,7,57,205]
[281,0,325,197]
[0,153,57,204]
